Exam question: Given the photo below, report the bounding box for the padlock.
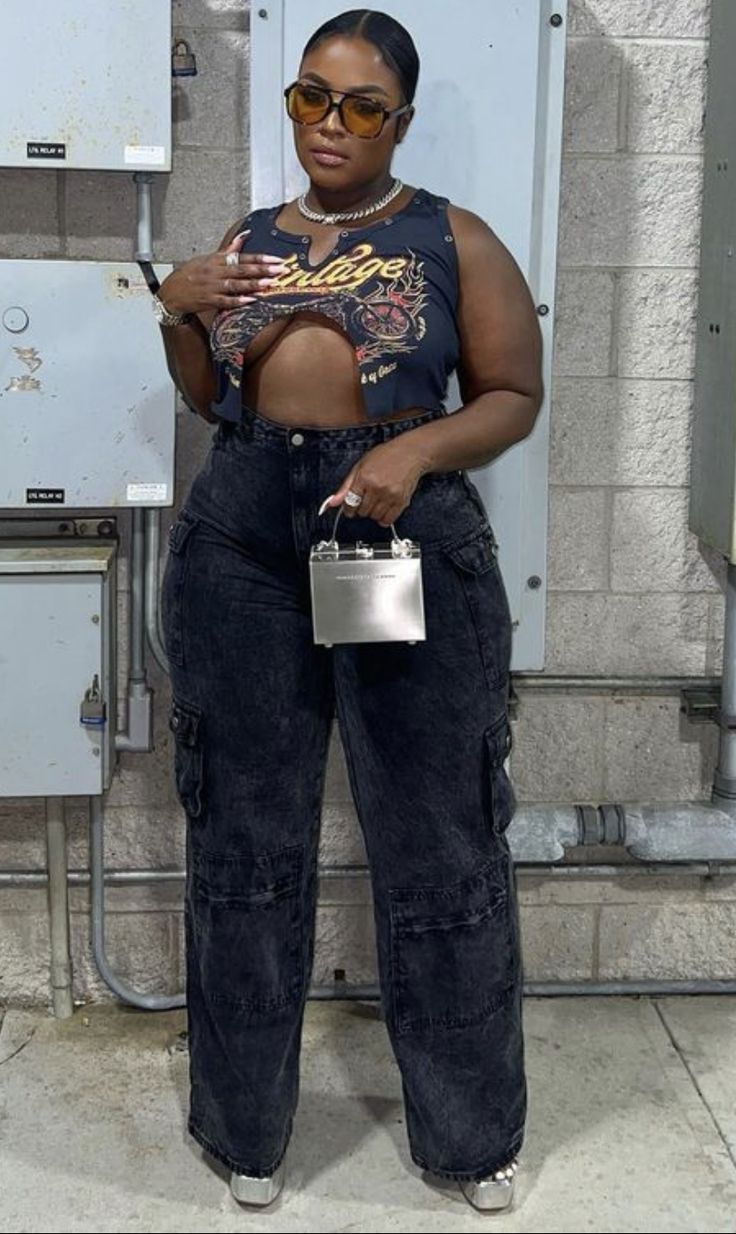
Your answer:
[172,39,197,77]
[80,674,106,727]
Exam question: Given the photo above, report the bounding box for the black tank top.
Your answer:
[208,186,461,421]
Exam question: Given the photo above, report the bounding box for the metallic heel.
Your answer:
[459,1159,518,1212]
[229,1158,286,1206]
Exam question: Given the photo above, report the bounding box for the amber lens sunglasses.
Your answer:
[284,80,411,139]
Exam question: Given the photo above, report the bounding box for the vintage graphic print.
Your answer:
[210,242,428,384]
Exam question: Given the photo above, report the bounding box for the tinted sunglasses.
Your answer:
[284,80,411,139]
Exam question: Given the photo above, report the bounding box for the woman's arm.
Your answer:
[399,205,544,474]
[157,315,220,424]
[158,217,290,422]
[156,220,245,423]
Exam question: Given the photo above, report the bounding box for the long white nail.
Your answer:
[318,495,336,516]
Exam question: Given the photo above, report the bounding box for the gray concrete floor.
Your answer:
[0,996,735,1233]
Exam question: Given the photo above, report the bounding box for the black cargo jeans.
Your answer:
[161,402,526,1182]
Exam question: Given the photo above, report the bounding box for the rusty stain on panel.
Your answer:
[5,347,43,392]
[13,347,42,373]
[107,271,150,299]
[5,376,41,393]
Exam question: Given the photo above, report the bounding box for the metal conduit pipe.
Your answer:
[89,796,184,1010]
[44,799,74,1019]
[485,802,736,864]
[522,978,736,996]
[308,978,736,999]
[513,675,722,693]
[134,171,154,263]
[2,859,730,888]
[624,802,736,858]
[144,508,169,674]
[714,561,736,803]
[115,507,154,753]
[129,508,146,685]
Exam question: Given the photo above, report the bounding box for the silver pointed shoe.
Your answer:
[229,1158,285,1206]
[459,1159,518,1212]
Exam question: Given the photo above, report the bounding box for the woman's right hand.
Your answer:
[157,230,290,316]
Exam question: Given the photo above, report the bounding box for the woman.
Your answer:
[156,8,543,1213]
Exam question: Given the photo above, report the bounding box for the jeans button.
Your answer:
[291,432,305,446]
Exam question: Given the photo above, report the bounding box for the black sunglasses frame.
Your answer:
[283,80,411,139]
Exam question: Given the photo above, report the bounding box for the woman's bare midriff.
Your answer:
[238,187,427,429]
[240,311,423,427]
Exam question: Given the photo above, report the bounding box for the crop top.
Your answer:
[208,186,461,421]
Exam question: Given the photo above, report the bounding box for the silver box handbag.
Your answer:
[309,504,426,647]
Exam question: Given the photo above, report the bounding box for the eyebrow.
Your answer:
[301,71,390,98]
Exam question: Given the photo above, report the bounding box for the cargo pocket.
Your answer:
[161,509,200,668]
[169,697,204,819]
[188,842,305,1020]
[389,855,516,1037]
[484,707,517,836]
[440,521,512,692]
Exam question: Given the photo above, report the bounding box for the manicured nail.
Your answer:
[318,495,336,515]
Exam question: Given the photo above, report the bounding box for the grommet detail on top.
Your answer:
[301,236,309,243]
[291,432,305,446]
[445,234,454,242]
[384,218,393,225]
[270,228,277,236]
[339,229,350,238]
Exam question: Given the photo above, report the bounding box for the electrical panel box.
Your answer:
[251,0,567,672]
[690,0,736,562]
[0,261,175,510]
[0,0,171,172]
[0,545,117,797]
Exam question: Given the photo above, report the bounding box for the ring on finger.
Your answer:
[225,251,239,267]
[344,489,363,508]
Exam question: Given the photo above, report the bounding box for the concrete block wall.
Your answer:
[1,0,733,1010]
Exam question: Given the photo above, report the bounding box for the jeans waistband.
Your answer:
[228,403,449,450]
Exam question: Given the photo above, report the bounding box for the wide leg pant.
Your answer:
[161,403,526,1182]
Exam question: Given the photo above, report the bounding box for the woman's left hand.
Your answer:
[322,439,432,527]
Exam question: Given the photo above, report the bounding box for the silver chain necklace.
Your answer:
[297,177,403,225]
